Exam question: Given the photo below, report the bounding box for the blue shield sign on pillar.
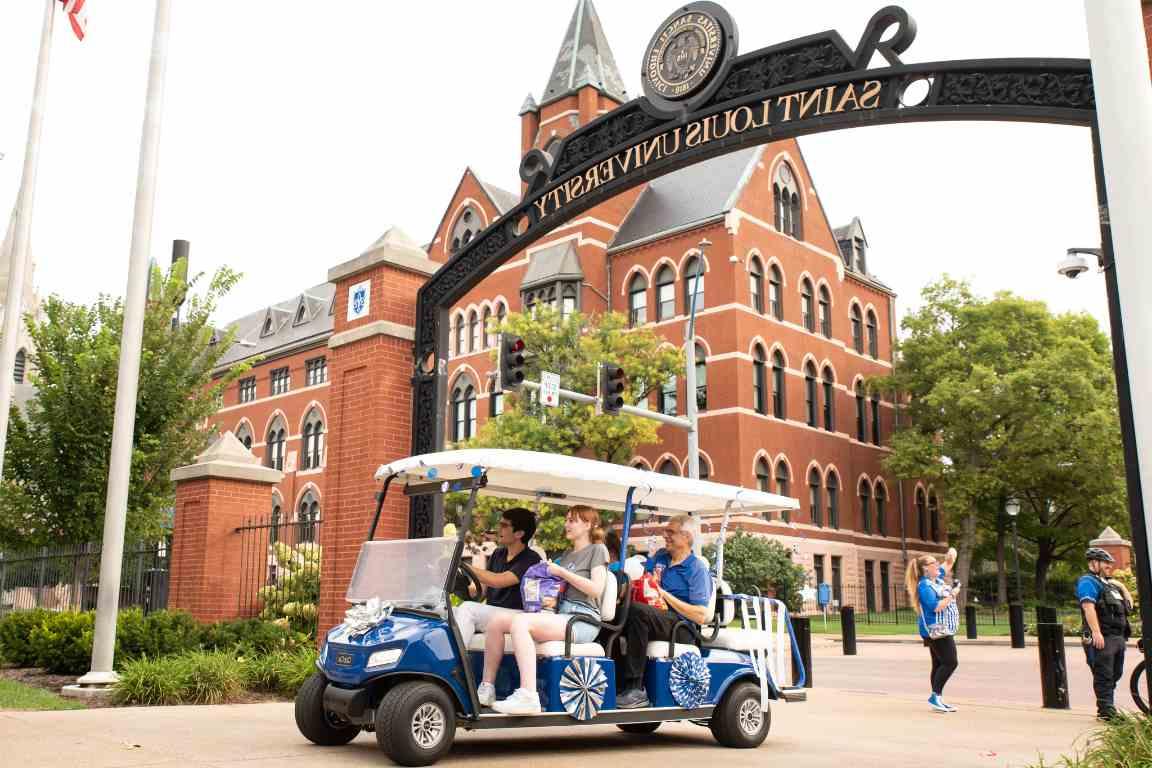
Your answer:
[347,279,371,322]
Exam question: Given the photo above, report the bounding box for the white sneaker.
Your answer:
[476,682,496,707]
[492,687,542,715]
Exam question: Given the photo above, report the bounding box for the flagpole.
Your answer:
[76,0,173,689]
[0,0,56,481]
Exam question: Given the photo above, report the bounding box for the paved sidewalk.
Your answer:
[0,687,1103,768]
[818,633,1142,648]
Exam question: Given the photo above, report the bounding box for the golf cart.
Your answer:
[295,449,807,766]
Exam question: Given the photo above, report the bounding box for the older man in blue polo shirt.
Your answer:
[614,514,712,709]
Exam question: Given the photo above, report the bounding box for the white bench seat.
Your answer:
[707,628,773,651]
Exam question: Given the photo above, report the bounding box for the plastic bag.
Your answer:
[631,572,667,610]
[521,561,567,613]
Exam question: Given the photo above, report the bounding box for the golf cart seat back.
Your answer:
[644,574,728,660]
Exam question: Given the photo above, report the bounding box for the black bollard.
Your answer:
[791,616,813,688]
[841,605,857,656]
[1036,606,1070,709]
[1009,603,1026,649]
[965,605,978,640]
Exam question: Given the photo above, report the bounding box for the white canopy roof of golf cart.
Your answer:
[376,449,800,517]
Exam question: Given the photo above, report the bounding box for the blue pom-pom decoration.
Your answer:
[669,652,710,709]
[559,657,608,720]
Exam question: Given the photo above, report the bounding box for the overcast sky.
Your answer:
[0,1,1110,332]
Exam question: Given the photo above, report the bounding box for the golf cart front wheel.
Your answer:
[710,681,770,748]
[376,681,457,766]
[294,672,361,746]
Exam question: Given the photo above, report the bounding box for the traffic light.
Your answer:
[599,363,627,415]
[497,333,526,392]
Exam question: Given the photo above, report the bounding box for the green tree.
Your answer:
[879,278,1125,600]
[703,531,806,612]
[0,265,249,547]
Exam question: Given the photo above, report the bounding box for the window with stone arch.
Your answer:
[752,344,766,414]
[496,301,507,337]
[866,309,879,358]
[755,457,771,493]
[855,381,867,442]
[235,421,254,451]
[265,416,286,471]
[772,350,786,419]
[850,304,863,353]
[697,456,711,481]
[451,375,477,442]
[800,278,815,332]
[776,460,792,522]
[804,361,818,427]
[450,205,481,254]
[297,490,320,544]
[808,467,823,527]
[658,459,679,476]
[826,469,840,529]
[929,493,941,542]
[454,314,465,357]
[659,374,678,416]
[748,256,764,313]
[270,492,283,545]
[768,264,783,320]
[694,344,707,412]
[859,478,872,533]
[469,310,480,352]
[483,306,494,349]
[301,407,324,470]
[655,265,676,320]
[628,272,648,327]
[915,487,927,540]
[875,480,888,536]
[773,162,802,239]
[822,366,835,432]
[818,285,832,337]
[683,256,704,313]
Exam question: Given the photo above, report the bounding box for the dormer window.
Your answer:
[261,316,273,337]
[294,303,307,325]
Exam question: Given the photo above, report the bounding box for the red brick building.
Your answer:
[205,0,946,610]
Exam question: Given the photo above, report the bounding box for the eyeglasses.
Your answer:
[497,521,512,528]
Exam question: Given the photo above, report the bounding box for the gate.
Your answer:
[235,514,322,636]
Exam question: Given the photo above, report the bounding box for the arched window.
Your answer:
[855,382,867,442]
[496,301,507,330]
[826,470,840,529]
[773,183,785,232]
[655,266,675,320]
[850,305,863,353]
[301,408,324,470]
[235,422,253,451]
[772,351,786,419]
[875,481,888,536]
[749,257,764,313]
[866,310,879,358]
[808,468,823,527]
[658,459,679,476]
[694,344,707,412]
[269,498,282,545]
[561,284,577,320]
[450,206,480,255]
[929,494,940,542]
[774,163,802,239]
[755,458,771,492]
[697,456,711,481]
[454,315,465,356]
[752,345,766,415]
[483,306,494,349]
[265,416,286,470]
[489,389,504,418]
[768,264,783,320]
[776,461,792,522]
[13,348,26,384]
[683,256,704,313]
[871,395,881,445]
[915,488,927,540]
[659,375,678,416]
[469,310,480,352]
[628,273,648,327]
[818,285,831,337]
[452,376,477,442]
[297,491,320,544]
[800,279,815,332]
[859,479,872,533]
[822,366,835,432]
[804,362,818,427]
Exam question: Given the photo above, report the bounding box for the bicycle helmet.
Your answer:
[1085,547,1115,563]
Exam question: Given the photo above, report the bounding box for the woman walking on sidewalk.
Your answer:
[906,548,959,713]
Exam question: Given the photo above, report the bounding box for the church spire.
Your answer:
[540,0,627,107]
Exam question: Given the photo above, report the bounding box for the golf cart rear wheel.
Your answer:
[617,722,661,734]
[376,681,456,766]
[710,681,770,748]
[294,672,361,746]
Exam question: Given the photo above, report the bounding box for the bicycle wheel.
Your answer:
[1131,660,1149,715]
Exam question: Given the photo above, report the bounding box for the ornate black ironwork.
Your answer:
[407,3,1098,537]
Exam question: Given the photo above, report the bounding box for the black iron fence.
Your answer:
[0,539,169,617]
[235,514,322,636]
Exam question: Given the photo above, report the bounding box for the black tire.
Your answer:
[294,672,361,746]
[617,722,661,734]
[375,681,457,767]
[709,681,770,749]
[1131,660,1149,715]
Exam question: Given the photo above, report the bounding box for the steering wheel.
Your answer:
[455,561,484,602]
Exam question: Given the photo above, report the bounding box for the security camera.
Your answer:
[1057,251,1090,279]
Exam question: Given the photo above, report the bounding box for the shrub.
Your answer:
[0,609,52,667]
[243,648,318,696]
[198,617,306,656]
[30,611,94,674]
[703,531,808,612]
[112,656,184,706]
[1030,713,1152,767]
[174,651,245,705]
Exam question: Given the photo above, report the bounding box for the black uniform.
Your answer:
[1077,572,1130,716]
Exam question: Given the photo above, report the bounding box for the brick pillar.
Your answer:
[1091,526,1134,571]
[318,227,438,632]
[168,431,283,622]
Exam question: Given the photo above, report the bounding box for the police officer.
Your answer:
[1076,547,1133,720]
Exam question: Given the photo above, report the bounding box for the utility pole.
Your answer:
[683,238,709,480]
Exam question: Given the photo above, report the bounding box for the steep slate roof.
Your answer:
[476,175,520,215]
[540,0,628,106]
[833,216,867,245]
[610,147,765,251]
[216,282,335,368]
[522,241,584,290]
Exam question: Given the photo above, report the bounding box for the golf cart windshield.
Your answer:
[345,537,457,609]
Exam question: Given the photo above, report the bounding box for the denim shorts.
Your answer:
[558,600,601,643]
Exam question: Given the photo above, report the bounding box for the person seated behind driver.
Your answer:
[454,508,541,647]
[613,514,712,709]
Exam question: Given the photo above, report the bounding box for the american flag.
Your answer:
[60,0,87,42]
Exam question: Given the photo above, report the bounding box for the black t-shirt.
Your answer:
[485,546,542,609]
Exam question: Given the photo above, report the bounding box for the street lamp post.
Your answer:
[683,237,709,481]
[1005,497,1022,603]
